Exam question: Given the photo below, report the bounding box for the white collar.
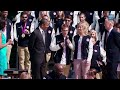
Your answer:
[39,27,44,33]
[108,27,113,34]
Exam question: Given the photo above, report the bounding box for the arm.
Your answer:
[0,33,9,49]
[86,38,94,62]
[11,23,14,43]
[67,39,74,51]
[13,22,18,42]
[30,18,36,33]
[28,31,36,52]
[49,36,61,51]
[113,31,120,49]
[100,47,106,64]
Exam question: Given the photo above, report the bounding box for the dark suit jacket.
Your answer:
[106,29,120,63]
[28,27,46,64]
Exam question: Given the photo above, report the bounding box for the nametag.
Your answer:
[48,30,51,34]
[26,26,29,29]
[94,50,97,52]
[70,30,73,34]
[9,22,11,26]
[53,12,56,15]
[90,13,93,15]
[70,12,73,15]
[86,38,89,42]
[29,19,32,22]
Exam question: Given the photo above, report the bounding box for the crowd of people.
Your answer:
[0,11,120,79]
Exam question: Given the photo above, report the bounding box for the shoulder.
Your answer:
[7,19,12,23]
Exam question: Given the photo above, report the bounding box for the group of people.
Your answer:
[0,11,120,79]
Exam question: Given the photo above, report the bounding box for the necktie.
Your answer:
[42,30,45,44]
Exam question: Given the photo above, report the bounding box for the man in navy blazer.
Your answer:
[104,17,120,79]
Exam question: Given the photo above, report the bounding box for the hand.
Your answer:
[60,42,65,48]
[7,39,13,45]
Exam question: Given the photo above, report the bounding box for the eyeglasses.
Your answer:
[22,17,27,18]
[65,19,71,22]
[62,30,68,31]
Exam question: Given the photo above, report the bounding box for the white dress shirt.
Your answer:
[77,36,82,59]
[60,37,66,65]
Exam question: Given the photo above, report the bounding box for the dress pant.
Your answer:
[106,62,118,79]
[18,46,31,73]
[31,60,46,79]
[7,45,12,69]
[74,59,91,79]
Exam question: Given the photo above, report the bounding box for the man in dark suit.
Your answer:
[104,18,120,79]
[28,19,49,79]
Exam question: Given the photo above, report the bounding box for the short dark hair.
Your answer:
[65,15,72,20]
[20,12,28,17]
[0,19,6,30]
[39,18,49,26]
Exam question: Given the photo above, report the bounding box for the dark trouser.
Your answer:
[106,62,118,79]
[31,61,46,79]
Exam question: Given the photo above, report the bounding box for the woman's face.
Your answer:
[57,11,63,16]
[77,24,84,35]
[91,31,96,38]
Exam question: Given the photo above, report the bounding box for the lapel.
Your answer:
[37,27,45,45]
[107,29,113,44]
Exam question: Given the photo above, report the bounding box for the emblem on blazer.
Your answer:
[86,38,89,42]
[53,12,56,15]
[70,30,73,34]
[48,30,51,34]
[21,33,25,38]
[70,12,73,15]
[26,26,29,29]
[57,41,61,43]
[90,13,93,15]
[9,22,11,26]
[94,50,97,52]
[18,26,21,28]
[29,19,32,22]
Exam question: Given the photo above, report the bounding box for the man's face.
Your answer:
[2,11,8,18]
[62,27,69,37]
[79,14,86,22]
[42,22,49,30]
[43,16,50,25]
[21,14,28,22]
[104,19,110,31]
[65,18,72,26]
[103,11,109,17]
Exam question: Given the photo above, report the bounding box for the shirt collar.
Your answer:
[108,27,113,34]
[39,27,44,33]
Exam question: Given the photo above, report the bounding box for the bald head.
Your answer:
[54,64,64,74]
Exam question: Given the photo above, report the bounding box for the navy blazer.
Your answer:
[106,29,120,63]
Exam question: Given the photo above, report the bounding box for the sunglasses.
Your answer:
[65,19,71,22]
[22,17,27,18]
